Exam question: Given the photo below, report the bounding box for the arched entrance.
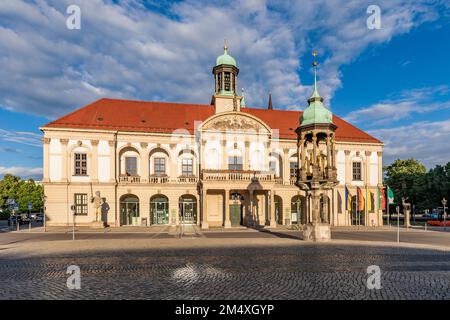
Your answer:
[120,194,139,226]
[230,192,244,226]
[291,196,303,224]
[150,195,169,225]
[274,195,283,225]
[179,194,197,224]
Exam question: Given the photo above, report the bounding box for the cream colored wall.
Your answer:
[41,123,383,227]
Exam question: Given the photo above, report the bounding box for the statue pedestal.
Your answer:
[302,223,331,242]
[404,210,411,227]
[90,221,105,229]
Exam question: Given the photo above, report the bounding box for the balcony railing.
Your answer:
[202,170,275,182]
[119,175,141,183]
[149,175,169,184]
[177,175,198,183]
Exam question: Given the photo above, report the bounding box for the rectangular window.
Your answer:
[269,161,277,175]
[74,193,88,216]
[352,162,362,181]
[125,157,137,176]
[182,158,193,176]
[228,156,243,171]
[224,72,231,91]
[154,157,166,175]
[74,153,87,175]
[290,162,298,178]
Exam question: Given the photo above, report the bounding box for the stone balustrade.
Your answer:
[202,170,275,182]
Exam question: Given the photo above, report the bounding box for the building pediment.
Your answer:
[200,112,271,134]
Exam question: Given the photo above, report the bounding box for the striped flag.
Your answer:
[357,186,364,211]
[387,186,394,204]
[345,185,351,210]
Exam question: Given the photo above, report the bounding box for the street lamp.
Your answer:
[442,198,447,231]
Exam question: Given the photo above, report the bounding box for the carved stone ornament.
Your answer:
[204,115,266,132]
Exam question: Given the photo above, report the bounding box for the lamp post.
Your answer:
[396,205,400,243]
[71,204,76,241]
[442,198,447,231]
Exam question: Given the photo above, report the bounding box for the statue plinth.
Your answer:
[302,223,331,242]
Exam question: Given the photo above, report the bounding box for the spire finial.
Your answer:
[268,92,273,110]
[224,39,228,54]
[312,50,318,95]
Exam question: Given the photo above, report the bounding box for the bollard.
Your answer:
[425,222,427,232]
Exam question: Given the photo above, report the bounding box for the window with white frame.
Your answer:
[181,158,193,176]
[290,162,298,178]
[352,162,362,181]
[228,156,243,171]
[154,157,166,175]
[74,193,88,215]
[125,157,137,176]
[269,160,277,175]
[74,153,87,175]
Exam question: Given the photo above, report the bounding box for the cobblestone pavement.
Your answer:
[1,236,449,300]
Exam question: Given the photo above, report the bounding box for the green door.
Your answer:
[230,204,242,226]
[151,198,168,224]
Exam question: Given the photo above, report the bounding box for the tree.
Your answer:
[384,158,426,206]
[0,175,44,217]
[384,159,450,211]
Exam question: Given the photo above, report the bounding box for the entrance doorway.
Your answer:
[274,195,282,225]
[230,192,244,226]
[120,194,139,226]
[179,195,197,224]
[150,195,169,225]
[291,196,302,224]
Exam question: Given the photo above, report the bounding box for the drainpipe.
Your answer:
[113,131,118,227]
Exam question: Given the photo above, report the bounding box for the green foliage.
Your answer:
[0,174,43,216]
[384,159,450,211]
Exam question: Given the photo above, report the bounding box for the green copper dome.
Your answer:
[215,42,237,67]
[301,98,333,126]
[300,57,333,126]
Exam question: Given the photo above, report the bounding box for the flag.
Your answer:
[366,188,372,212]
[387,186,394,204]
[378,186,386,210]
[345,185,351,210]
[357,186,364,211]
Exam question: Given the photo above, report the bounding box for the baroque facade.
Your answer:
[41,44,383,228]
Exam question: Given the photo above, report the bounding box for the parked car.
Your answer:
[34,213,44,222]
[422,213,439,219]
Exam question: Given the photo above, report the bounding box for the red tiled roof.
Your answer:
[43,98,381,143]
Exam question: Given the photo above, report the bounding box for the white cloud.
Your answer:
[369,119,450,168]
[0,0,446,118]
[0,166,43,179]
[345,85,450,125]
[0,129,42,147]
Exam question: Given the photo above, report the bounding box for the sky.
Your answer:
[0,0,449,180]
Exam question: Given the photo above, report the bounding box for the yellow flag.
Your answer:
[366,188,372,211]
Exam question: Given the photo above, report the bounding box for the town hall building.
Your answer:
[40,44,383,228]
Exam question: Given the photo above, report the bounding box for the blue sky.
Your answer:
[0,0,449,179]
